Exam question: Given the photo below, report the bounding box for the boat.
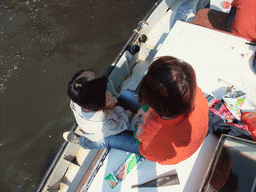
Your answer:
[37,0,256,191]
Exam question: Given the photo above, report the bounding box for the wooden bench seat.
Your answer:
[192,8,231,33]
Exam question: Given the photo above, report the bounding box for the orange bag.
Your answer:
[241,112,256,141]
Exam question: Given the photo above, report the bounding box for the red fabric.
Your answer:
[241,111,256,141]
[230,0,256,41]
[209,99,248,131]
[136,87,209,165]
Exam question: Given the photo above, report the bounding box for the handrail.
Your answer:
[76,149,110,192]
[104,0,163,78]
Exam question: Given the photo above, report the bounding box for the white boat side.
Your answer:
[37,0,256,191]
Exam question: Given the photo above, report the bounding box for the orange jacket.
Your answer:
[230,0,256,41]
[136,87,209,165]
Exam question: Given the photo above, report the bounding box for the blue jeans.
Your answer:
[78,89,141,154]
[78,130,140,155]
[171,0,195,28]
[116,89,141,114]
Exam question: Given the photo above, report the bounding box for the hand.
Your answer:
[134,108,145,120]
[125,109,132,119]
[106,92,116,110]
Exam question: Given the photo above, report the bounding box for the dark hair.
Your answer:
[68,70,108,111]
[138,56,197,118]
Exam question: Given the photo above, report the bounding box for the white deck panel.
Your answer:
[87,133,218,192]
[155,21,256,109]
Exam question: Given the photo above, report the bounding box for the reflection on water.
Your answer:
[0,0,156,191]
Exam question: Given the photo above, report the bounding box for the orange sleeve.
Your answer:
[137,123,158,150]
[136,109,161,152]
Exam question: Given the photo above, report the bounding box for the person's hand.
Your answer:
[134,108,145,120]
[106,92,116,110]
[125,109,132,120]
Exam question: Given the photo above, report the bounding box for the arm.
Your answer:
[113,106,129,125]
[103,106,129,135]
[135,115,169,163]
[134,105,149,135]
[134,105,149,121]
[106,92,117,110]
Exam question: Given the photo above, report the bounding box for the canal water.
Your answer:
[0,0,156,191]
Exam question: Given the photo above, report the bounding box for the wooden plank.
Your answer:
[75,149,107,192]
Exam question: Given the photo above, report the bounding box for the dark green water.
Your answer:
[0,0,156,191]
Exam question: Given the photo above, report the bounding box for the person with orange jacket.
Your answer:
[228,0,256,42]
[134,56,209,165]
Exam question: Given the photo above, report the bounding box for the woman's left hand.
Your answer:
[134,108,145,120]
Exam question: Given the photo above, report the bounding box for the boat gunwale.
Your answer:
[75,149,110,192]
[36,123,77,192]
[104,0,163,78]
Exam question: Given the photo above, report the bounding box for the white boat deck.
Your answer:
[156,21,256,108]
[87,134,218,192]
[87,21,256,192]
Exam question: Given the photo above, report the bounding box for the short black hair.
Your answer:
[138,56,197,118]
[68,70,108,111]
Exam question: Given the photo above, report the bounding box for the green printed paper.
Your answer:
[105,153,145,190]
[104,172,119,190]
[114,153,144,181]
